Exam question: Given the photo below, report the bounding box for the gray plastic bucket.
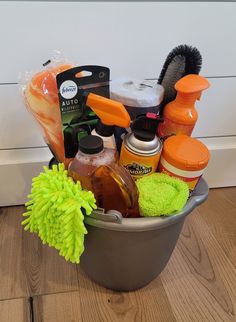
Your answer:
[80,178,209,291]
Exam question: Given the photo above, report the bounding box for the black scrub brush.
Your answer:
[158,45,202,111]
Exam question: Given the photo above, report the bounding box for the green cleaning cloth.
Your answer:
[22,163,97,263]
[136,173,189,217]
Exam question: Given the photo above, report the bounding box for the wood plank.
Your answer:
[161,210,236,321]
[23,225,79,296]
[0,298,30,322]
[0,205,80,299]
[34,271,176,322]
[76,267,176,322]
[132,277,176,322]
[0,206,28,299]
[197,188,236,267]
[33,292,82,322]
[1,188,236,321]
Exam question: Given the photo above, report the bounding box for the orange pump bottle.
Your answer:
[158,74,210,137]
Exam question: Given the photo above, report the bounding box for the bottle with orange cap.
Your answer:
[159,134,210,192]
[68,92,140,217]
[158,74,210,137]
[87,92,131,149]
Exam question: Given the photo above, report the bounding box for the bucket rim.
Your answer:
[84,178,208,232]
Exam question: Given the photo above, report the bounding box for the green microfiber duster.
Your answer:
[22,163,97,263]
[136,173,189,217]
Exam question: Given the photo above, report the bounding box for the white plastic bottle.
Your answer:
[91,121,117,149]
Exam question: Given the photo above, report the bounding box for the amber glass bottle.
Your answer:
[68,135,139,217]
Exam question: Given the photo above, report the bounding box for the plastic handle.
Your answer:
[89,208,123,224]
[86,93,131,127]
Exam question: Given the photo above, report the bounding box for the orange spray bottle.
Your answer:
[158,74,210,137]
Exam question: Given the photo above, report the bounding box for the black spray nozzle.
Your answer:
[131,114,163,142]
[95,120,115,137]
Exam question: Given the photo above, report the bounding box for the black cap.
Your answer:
[134,130,155,142]
[96,121,115,137]
[132,116,157,142]
[79,135,104,154]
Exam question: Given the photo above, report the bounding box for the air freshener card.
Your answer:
[56,66,110,158]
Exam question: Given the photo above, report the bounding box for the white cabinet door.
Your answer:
[0,85,45,149]
[0,2,236,83]
[0,1,236,206]
[193,77,236,138]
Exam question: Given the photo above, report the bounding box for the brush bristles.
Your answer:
[158,44,202,108]
[158,44,202,84]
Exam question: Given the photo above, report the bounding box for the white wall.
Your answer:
[0,2,236,82]
[0,1,236,206]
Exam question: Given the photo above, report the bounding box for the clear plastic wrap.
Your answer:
[20,51,74,167]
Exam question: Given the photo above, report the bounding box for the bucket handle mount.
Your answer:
[89,208,123,224]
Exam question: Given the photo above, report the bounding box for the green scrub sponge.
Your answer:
[136,173,189,217]
[22,163,97,263]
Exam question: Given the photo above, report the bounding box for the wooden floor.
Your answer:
[0,187,236,322]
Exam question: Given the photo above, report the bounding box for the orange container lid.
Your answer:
[162,135,210,171]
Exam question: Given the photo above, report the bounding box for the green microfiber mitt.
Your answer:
[22,163,97,263]
[136,173,189,217]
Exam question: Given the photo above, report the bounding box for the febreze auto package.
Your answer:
[56,66,110,158]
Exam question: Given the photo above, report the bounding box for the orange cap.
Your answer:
[86,92,131,128]
[175,74,210,94]
[162,135,210,171]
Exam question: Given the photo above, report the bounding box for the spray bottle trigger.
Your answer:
[85,92,131,128]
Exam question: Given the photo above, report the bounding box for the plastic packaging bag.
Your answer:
[20,51,74,167]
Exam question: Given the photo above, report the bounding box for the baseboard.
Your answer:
[199,136,236,188]
[0,147,52,207]
[0,137,235,206]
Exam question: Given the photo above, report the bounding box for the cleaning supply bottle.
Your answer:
[119,115,163,179]
[84,92,131,150]
[91,122,116,149]
[68,135,139,217]
[158,74,210,137]
[159,134,210,192]
[110,78,164,152]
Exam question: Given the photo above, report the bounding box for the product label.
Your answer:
[120,145,161,179]
[159,162,201,192]
[56,66,110,158]
[59,80,78,99]
[124,162,152,176]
